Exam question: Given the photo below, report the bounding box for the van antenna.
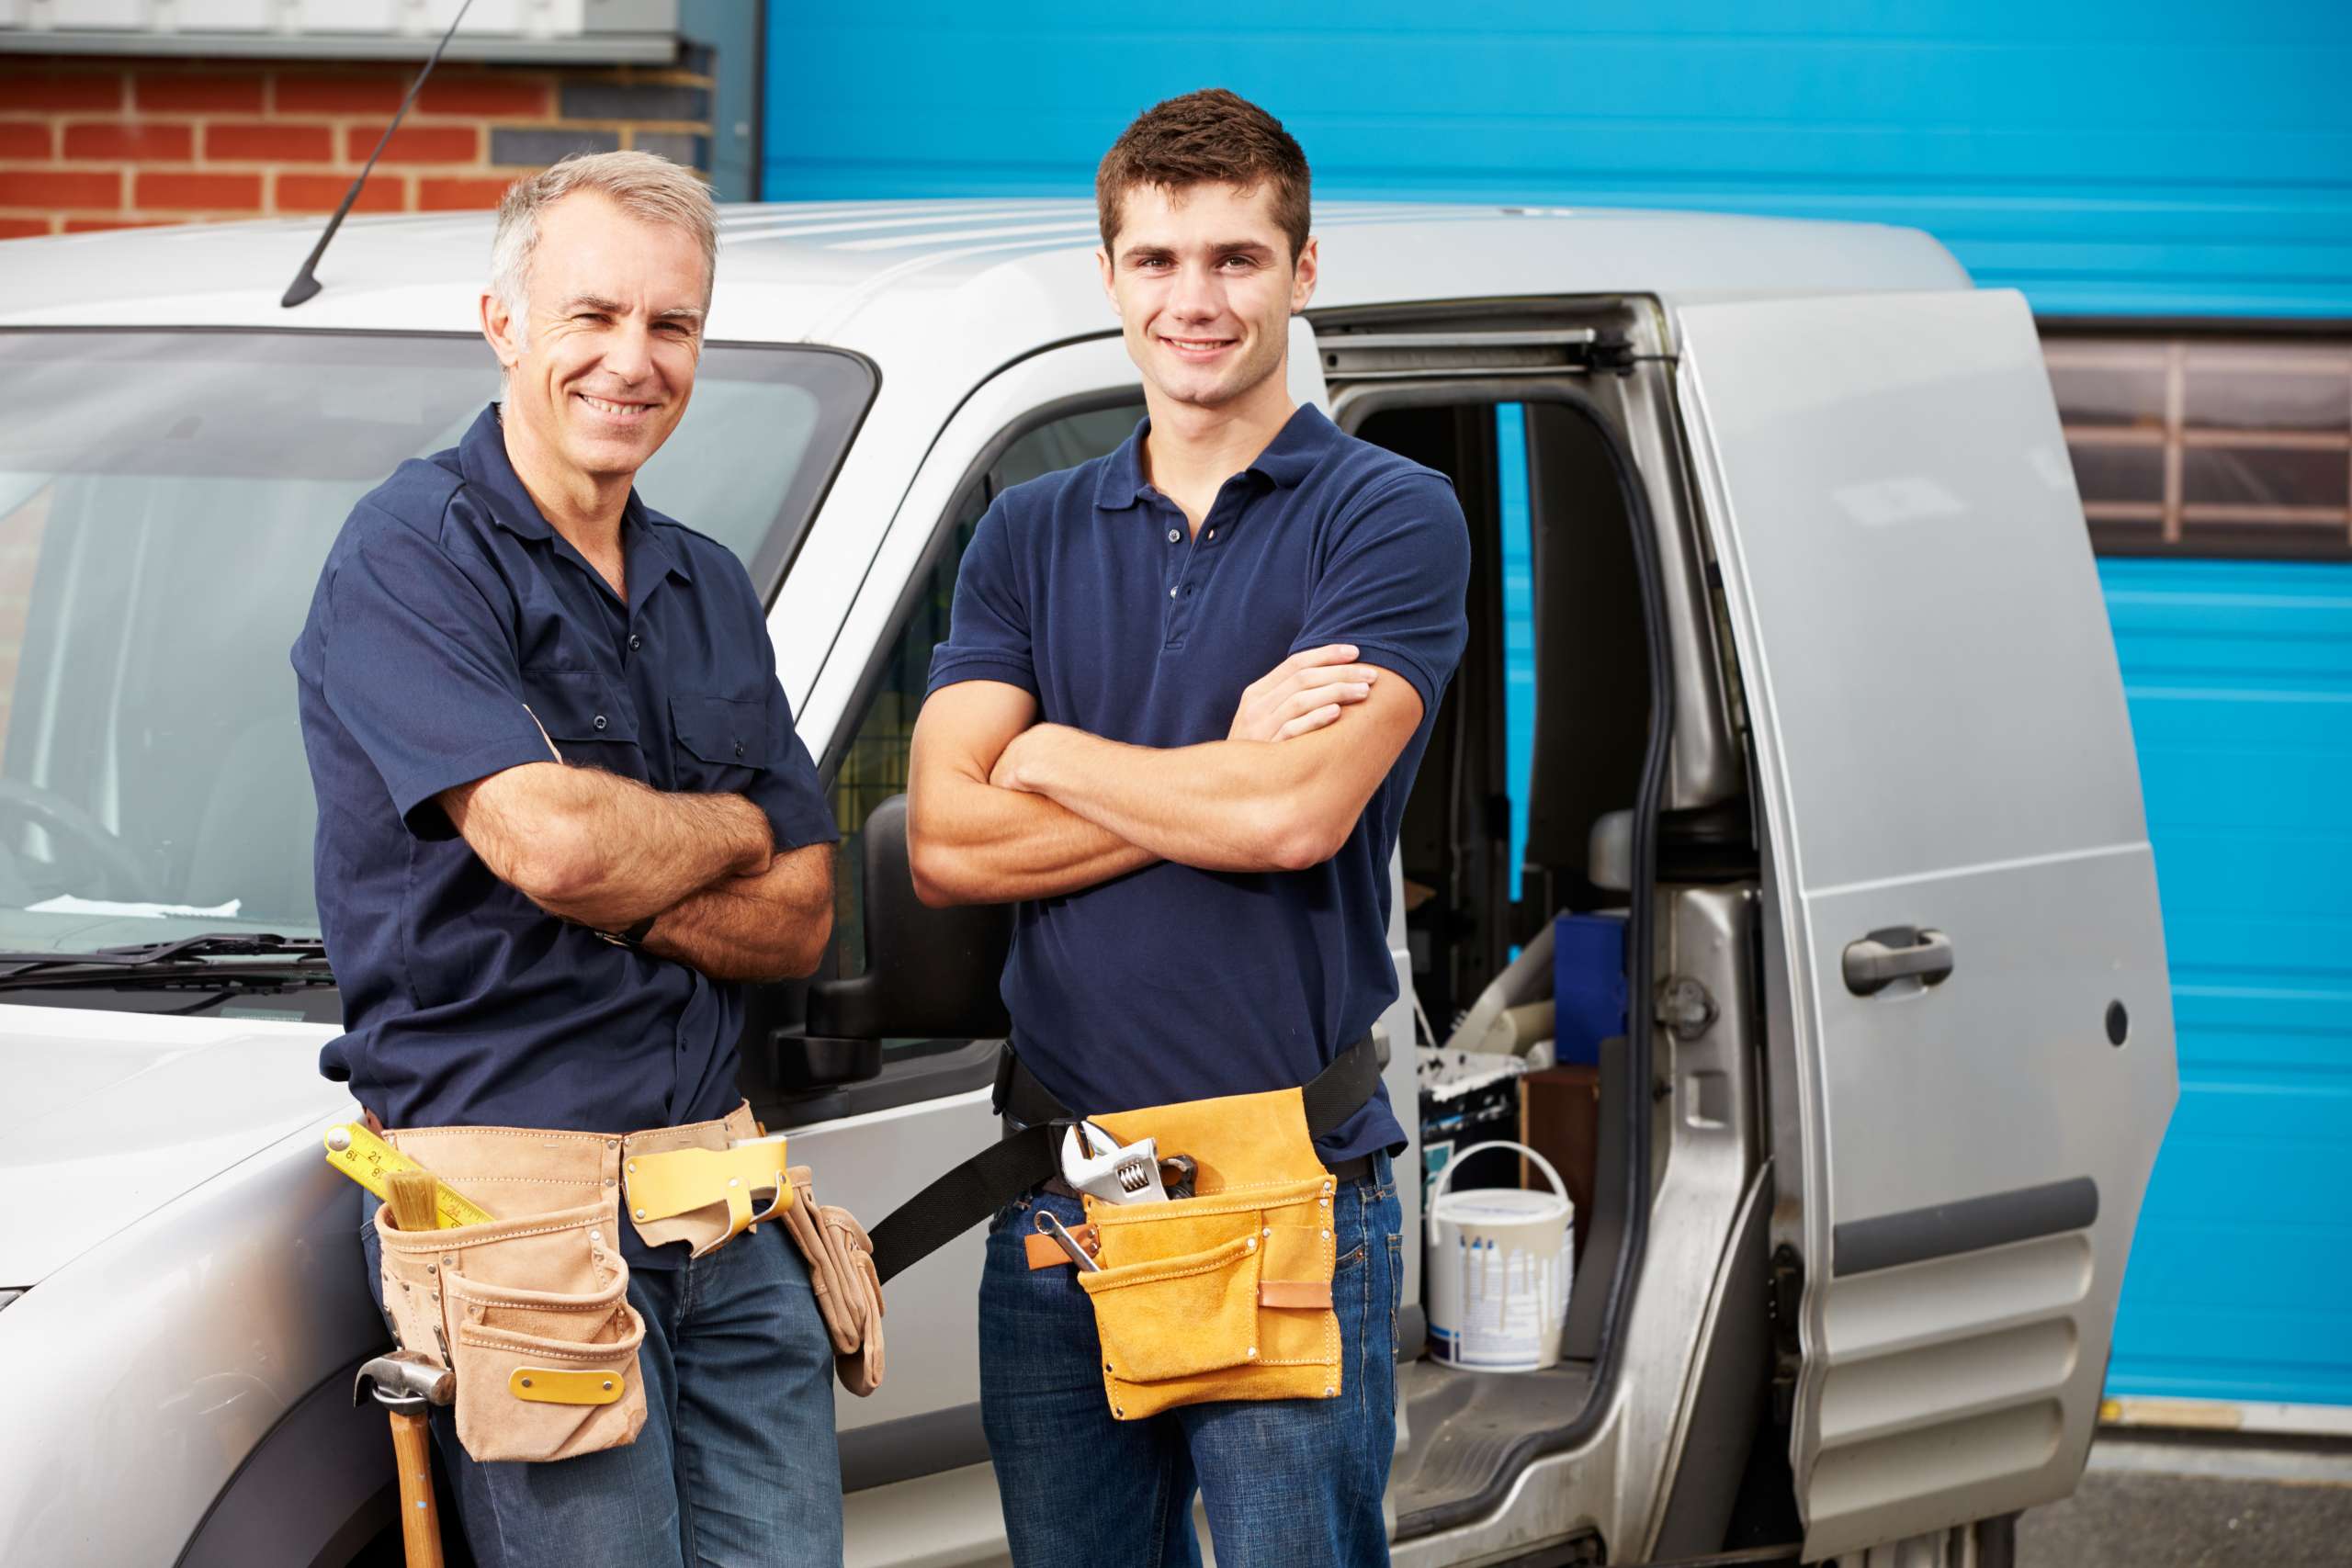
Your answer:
[281,0,476,309]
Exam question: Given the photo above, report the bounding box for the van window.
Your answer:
[826,399,1142,983]
[2046,331,2352,559]
[0,329,870,968]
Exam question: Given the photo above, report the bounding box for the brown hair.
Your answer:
[1096,88,1311,263]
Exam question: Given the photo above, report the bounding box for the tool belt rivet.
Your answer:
[1321,1229,1330,1240]
[602,1380,614,1392]
[1245,1237,1256,1252]
[519,1377,532,1388]
[635,1208,647,1220]
[1246,1347,1258,1359]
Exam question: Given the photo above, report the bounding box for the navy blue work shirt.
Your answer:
[926,404,1470,1162]
[292,404,836,1157]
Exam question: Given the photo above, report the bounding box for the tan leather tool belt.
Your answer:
[1024,1084,1344,1422]
[374,1101,882,1465]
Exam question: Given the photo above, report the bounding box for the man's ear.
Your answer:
[481,290,524,372]
[1095,246,1118,315]
[1289,235,1319,314]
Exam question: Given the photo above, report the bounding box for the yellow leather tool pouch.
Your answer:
[1071,1084,1342,1421]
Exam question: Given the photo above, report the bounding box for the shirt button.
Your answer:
[733,741,745,759]
[1169,585,1179,599]
[594,715,607,731]
[1167,528,1180,543]
[1206,528,1216,540]
[628,634,641,651]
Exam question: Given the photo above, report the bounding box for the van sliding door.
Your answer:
[1672,289,2177,1559]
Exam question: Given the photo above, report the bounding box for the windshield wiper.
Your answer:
[0,931,331,984]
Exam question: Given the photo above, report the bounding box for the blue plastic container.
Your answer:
[1552,913,1627,1066]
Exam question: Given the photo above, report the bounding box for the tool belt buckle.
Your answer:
[622,1134,792,1255]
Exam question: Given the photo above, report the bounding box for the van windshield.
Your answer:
[0,330,870,964]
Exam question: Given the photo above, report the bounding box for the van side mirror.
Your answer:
[798,794,1012,1058]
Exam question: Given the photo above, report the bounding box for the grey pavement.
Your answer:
[2020,1434,2352,1567]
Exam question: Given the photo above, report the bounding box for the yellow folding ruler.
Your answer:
[322,1122,496,1228]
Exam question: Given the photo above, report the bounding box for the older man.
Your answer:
[291,152,843,1566]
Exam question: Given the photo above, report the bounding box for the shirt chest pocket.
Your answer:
[521,670,643,768]
[669,694,770,793]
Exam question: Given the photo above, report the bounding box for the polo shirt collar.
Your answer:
[458,403,692,592]
[1092,403,1340,512]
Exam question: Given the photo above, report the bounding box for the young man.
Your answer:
[908,89,1471,1566]
[291,152,845,1566]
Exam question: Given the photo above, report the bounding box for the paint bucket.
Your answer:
[1424,1141,1575,1372]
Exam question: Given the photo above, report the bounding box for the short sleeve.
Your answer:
[1293,471,1473,719]
[745,626,840,852]
[924,494,1038,699]
[318,517,555,833]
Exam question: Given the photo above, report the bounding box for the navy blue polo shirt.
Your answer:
[926,404,1470,1163]
[292,404,836,1174]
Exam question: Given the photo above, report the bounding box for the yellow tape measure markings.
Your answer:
[322,1122,496,1229]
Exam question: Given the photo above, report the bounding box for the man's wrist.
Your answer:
[1011,724,1081,799]
[728,795,775,873]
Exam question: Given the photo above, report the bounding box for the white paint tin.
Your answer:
[1424,1141,1574,1373]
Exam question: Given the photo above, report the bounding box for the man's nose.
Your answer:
[602,319,655,382]
[1167,261,1222,321]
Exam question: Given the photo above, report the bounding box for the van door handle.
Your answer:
[1842,927,1954,996]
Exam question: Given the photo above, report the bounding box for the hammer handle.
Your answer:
[387,1408,446,1568]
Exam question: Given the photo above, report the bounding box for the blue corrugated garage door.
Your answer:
[766,5,2352,1415]
[2099,558,2352,1408]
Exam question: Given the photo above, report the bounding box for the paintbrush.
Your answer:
[386,1167,442,1233]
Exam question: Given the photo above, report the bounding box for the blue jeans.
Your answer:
[978,1154,1404,1568]
[361,1201,842,1568]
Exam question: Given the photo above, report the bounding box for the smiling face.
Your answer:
[1098,180,1317,414]
[481,188,708,485]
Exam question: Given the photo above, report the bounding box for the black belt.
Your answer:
[866,1035,1383,1284]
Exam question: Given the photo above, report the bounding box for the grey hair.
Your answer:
[488,150,718,332]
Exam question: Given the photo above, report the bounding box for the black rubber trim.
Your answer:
[1832,1177,2099,1278]
[1348,378,1672,1542]
[839,1401,989,1493]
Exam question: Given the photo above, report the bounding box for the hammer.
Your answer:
[353,1348,454,1568]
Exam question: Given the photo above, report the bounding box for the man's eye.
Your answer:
[574,312,608,324]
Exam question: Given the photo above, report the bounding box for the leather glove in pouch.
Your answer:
[779,1165,886,1395]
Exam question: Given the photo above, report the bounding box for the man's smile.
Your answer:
[574,391,659,421]
[1159,333,1238,360]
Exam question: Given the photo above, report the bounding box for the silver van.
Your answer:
[0,199,2176,1566]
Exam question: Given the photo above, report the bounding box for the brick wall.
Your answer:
[0,51,716,238]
